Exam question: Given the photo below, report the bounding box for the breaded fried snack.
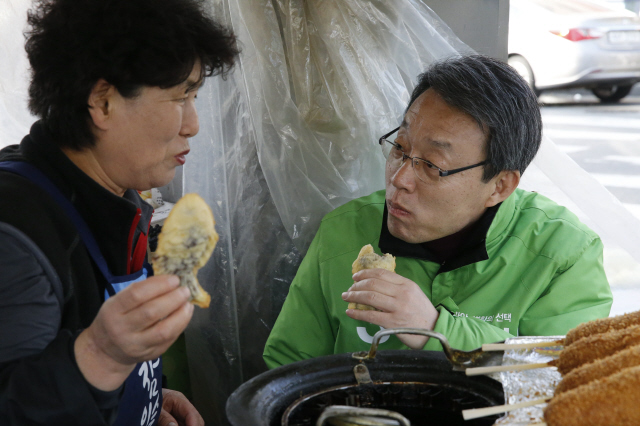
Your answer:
[564,309,640,346]
[554,324,640,375]
[544,365,640,426]
[151,193,218,308]
[348,244,396,311]
[555,344,640,395]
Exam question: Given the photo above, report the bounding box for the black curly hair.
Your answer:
[25,0,239,150]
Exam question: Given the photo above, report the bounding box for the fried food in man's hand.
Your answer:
[348,244,396,311]
[151,193,218,308]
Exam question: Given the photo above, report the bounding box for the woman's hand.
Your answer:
[159,389,204,426]
[74,275,194,391]
[342,268,439,349]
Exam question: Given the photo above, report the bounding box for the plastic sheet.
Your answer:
[182,1,472,423]
[521,136,640,287]
[0,0,34,146]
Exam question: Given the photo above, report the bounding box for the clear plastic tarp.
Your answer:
[2,0,640,424]
[183,1,472,422]
[0,0,33,146]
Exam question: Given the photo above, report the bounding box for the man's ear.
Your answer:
[87,79,116,130]
[485,170,521,208]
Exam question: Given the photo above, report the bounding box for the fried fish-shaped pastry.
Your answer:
[348,244,396,311]
[151,193,218,308]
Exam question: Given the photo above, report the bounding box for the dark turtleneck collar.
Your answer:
[378,202,501,273]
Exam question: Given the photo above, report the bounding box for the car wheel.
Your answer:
[591,85,633,103]
[508,55,540,96]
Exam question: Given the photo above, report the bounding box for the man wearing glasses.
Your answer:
[264,55,612,367]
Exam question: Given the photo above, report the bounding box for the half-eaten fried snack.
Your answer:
[348,244,396,311]
[151,193,218,308]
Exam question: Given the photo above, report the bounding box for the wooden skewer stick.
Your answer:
[462,397,550,420]
[482,341,563,351]
[465,362,551,376]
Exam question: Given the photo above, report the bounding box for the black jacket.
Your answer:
[0,121,153,425]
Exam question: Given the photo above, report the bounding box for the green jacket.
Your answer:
[263,189,612,368]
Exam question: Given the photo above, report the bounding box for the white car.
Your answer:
[508,0,640,102]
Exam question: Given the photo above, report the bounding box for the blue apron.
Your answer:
[0,161,163,426]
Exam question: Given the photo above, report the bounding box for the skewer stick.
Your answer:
[482,341,563,351]
[465,362,550,376]
[462,398,550,420]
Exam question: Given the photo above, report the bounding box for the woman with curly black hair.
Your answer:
[0,0,238,424]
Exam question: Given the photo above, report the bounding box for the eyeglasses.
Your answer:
[379,126,487,183]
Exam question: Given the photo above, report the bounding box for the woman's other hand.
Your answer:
[158,389,204,426]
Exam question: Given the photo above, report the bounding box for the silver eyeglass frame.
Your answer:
[379,126,487,178]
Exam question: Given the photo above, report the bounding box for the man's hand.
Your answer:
[342,269,439,349]
[74,275,194,391]
[159,389,204,426]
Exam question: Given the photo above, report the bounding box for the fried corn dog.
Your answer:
[552,324,640,375]
[564,309,640,346]
[544,365,640,426]
[555,344,640,394]
[348,244,396,311]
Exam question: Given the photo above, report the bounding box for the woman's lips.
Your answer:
[388,200,410,217]
[175,150,190,165]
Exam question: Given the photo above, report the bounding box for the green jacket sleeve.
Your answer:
[424,305,513,352]
[263,231,335,369]
[519,237,612,336]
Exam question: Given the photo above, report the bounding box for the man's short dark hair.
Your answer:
[25,0,239,150]
[407,55,542,182]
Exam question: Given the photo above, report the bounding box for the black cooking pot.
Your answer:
[227,330,504,426]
